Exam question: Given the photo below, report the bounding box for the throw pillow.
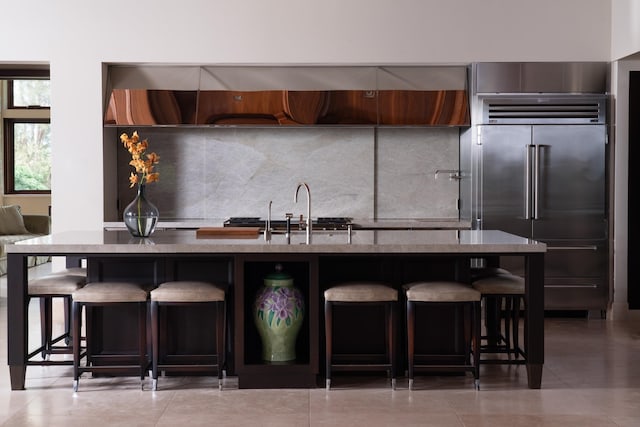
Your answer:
[0,205,30,235]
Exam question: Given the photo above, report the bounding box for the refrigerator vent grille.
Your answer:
[482,98,606,124]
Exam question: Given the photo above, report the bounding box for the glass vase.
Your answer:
[123,184,159,237]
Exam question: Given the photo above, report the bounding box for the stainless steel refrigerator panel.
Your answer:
[478,121,608,311]
[531,125,606,240]
[479,125,532,238]
[543,277,608,311]
[544,241,608,279]
[499,239,607,279]
[498,242,608,309]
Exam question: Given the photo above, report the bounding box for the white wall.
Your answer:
[612,0,640,60]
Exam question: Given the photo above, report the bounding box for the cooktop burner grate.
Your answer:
[224,217,352,230]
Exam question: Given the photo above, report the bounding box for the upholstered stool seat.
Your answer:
[472,273,526,364]
[50,267,87,277]
[404,281,481,390]
[27,273,86,364]
[324,282,398,390]
[28,273,86,295]
[406,281,482,302]
[72,281,151,391]
[150,281,226,391]
[324,283,398,303]
[472,273,525,294]
[470,267,511,281]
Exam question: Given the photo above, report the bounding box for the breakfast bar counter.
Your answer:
[7,229,545,390]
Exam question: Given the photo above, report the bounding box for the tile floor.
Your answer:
[1,264,640,426]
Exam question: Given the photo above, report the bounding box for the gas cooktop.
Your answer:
[224,217,353,231]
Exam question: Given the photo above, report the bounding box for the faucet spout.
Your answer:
[264,200,272,242]
[294,182,312,244]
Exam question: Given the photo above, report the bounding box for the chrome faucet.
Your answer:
[294,182,312,244]
[264,200,272,242]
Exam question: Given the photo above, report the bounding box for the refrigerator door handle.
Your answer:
[525,144,534,219]
[533,144,541,219]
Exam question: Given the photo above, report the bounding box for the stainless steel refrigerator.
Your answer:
[476,97,609,312]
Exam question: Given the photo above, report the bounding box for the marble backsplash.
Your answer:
[116,127,460,221]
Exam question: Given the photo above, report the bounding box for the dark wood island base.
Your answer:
[7,229,545,390]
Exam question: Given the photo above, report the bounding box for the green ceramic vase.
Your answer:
[253,265,305,362]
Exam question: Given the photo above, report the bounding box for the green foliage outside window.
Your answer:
[12,122,51,191]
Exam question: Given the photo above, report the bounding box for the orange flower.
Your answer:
[121,131,160,188]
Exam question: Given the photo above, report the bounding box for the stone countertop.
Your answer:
[351,218,471,230]
[9,229,545,255]
[103,218,471,230]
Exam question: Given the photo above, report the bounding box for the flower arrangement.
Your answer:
[120,131,160,187]
[120,131,160,237]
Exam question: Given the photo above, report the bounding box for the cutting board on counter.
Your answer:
[196,227,260,238]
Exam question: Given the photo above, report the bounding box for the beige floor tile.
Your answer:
[458,414,620,427]
[3,267,640,426]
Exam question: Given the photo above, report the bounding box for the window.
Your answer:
[9,79,50,108]
[2,79,51,194]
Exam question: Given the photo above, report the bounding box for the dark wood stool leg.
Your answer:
[217,301,226,390]
[473,301,481,390]
[463,304,471,365]
[138,302,147,389]
[484,295,500,347]
[513,296,523,359]
[407,300,415,390]
[325,300,332,390]
[151,300,159,391]
[388,302,396,390]
[72,301,82,392]
[64,296,72,345]
[504,296,513,358]
[39,297,52,358]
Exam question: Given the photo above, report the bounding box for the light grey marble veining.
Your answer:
[377,128,460,218]
[116,127,459,222]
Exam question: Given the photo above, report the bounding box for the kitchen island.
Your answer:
[7,229,545,390]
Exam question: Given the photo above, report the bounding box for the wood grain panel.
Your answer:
[105,89,196,125]
[318,90,378,125]
[378,90,470,125]
[105,89,469,126]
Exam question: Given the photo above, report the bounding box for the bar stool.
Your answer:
[150,281,226,391]
[472,273,526,364]
[27,271,86,364]
[72,281,151,391]
[404,281,481,390]
[324,282,398,390]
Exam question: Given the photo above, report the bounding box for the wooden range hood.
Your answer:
[104,66,470,127]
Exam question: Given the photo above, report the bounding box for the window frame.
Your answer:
[2,75,51,194]
[3,116,51,195]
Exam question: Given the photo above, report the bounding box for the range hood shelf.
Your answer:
[104,66,470,127]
